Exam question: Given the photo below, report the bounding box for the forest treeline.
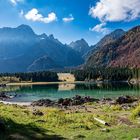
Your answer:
[0,71,59,82]
[0,68,140,83]
[72,68,140,81]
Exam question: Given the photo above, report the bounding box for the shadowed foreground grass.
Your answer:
[0,118,65,140]
[0,103,140,140]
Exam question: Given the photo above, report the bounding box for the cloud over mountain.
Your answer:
[89,22,109,34]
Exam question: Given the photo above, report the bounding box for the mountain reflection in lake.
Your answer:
[1,82,140,102]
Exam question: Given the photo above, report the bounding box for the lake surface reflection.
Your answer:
[1,82,140,102]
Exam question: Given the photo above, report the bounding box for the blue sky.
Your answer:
[0,0,140,45]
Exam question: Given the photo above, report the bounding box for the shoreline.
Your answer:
[5,80,133,86]
[6,81,85,86]
[1,95,139,107]
[0,101,31,106]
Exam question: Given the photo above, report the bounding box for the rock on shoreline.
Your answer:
[31,95,99,107]
[0,92,17,101]
[31,95,139,107]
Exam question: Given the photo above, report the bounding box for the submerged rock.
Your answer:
[0,92,10,100]
[0,92,17,101]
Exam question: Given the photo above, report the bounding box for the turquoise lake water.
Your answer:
[1,82,140,102]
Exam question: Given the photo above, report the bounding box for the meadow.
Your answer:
[0,101,140,140]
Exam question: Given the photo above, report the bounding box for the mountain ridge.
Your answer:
[0,24,139,73]
[69,38,90,57]
[84,29,125,60]
[85,26,140,68]
[0,25,84,72]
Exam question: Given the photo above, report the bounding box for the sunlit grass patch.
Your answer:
[0,103,140,140]
[131,103,140,119]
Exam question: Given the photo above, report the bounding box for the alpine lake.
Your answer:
[1,82,140,103]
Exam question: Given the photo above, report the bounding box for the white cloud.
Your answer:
[10,0,23,5]
[89,0,140,22]
[24,8,57,24]
[89,23,110,34]
[63,14,74,22]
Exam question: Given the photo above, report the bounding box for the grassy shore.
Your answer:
[0,101,140,140]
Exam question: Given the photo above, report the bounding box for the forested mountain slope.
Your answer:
[85,26,140,68]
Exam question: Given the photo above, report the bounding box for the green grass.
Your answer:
[0,103,140,140]
[131,103,140,119]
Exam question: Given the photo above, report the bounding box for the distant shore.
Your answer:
[6,80,138,86]
[6,81,85,86]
